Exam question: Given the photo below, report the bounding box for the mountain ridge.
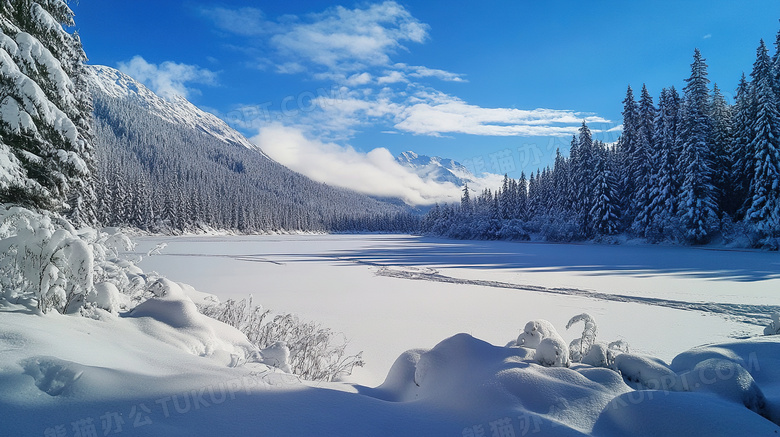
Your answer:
[87,65,415,232]
[86,65,263,154]
[396,150,474,187]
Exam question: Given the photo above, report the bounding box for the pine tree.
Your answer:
[730,73,756,219]
[461,182,471,214]
[517,171,528,220]
[574,122,596,235]
[619,86,640,222]
[745,40,780,243]
[708,83,733,216]
[552,148,569,215]
[632,84,657,235]
[678,48,718,244]
[645,87,682,239]
[590,142,621,235]
[566,135,579,209]
[0,0,95,217]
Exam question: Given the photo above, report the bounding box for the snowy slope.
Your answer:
[396,150,475,186]
[86,65,263,154]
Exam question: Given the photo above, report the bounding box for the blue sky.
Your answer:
[71,1,780,204]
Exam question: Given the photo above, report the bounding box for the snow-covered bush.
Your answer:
[535,336,570,367]
[510,319,570,367]
[566,313,629,368]
[515,319,565,349]
[764,312,780,336]
[0,204,145,314]
[200,297,364,381]
[566,313,598,362]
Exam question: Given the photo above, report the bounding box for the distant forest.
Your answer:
[423,35,780,249]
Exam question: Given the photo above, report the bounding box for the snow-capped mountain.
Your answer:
[86,65,262,154]
[396,151,474,187]
[86,65,411,232]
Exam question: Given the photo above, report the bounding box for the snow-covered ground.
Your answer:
[3,232,780,436]
[134,234,780,386]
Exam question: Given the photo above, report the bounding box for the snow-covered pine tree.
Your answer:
[552,148,569,216]
[773,29,780,96]
[566,135,579,210]
[645,87,682,240]
[619,86,640,223]
[0,0,94,220]
[574,122,596,236]
[500,174,512,220]
[745,40,780,245]
[517,171,528,221]
[708,83,733,217]
[631,84,657,235]
[528,170,540,218]
[589,141,621,235]
[730,73,756,219]
[678,48,718,244]
[460,182,471,214]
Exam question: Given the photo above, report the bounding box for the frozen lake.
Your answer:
[135,234,780,386]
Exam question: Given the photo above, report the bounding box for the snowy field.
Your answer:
[4,232,780,436]
[134,234,780,387]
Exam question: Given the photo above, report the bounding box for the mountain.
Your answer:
[396,151,474,187]
[87,65,415,232]
[87,65,260,154]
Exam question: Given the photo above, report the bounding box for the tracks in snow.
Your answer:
[373,265,777,327]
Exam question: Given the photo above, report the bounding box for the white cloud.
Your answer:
[117,56,217,100]
[201,7,272,36]
[277,2,426,70]
[394,94,610,137]
[402,64,466,82]
[201,2,470,87]
[251,124,461,205]
[228,1,429,75]
[346,72,373,86]
[377,70,407,84]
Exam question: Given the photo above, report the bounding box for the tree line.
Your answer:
[423,36,780,249]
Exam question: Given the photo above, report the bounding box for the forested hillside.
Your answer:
[88,66,417,233]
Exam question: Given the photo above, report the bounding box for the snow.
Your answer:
[131,234,778,383]
[0,32,80,146]
[0,142,27,189]
[86,65,265,154]
[2,233,780,435]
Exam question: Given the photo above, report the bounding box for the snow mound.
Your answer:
[613,354,677,389]
[260,341,291,373]
[593,390,780,436]
[89,282,128,313]
[535,336,571,367]
[128,278,258,365]
[678,358,767,416]
[372,333,629,432]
